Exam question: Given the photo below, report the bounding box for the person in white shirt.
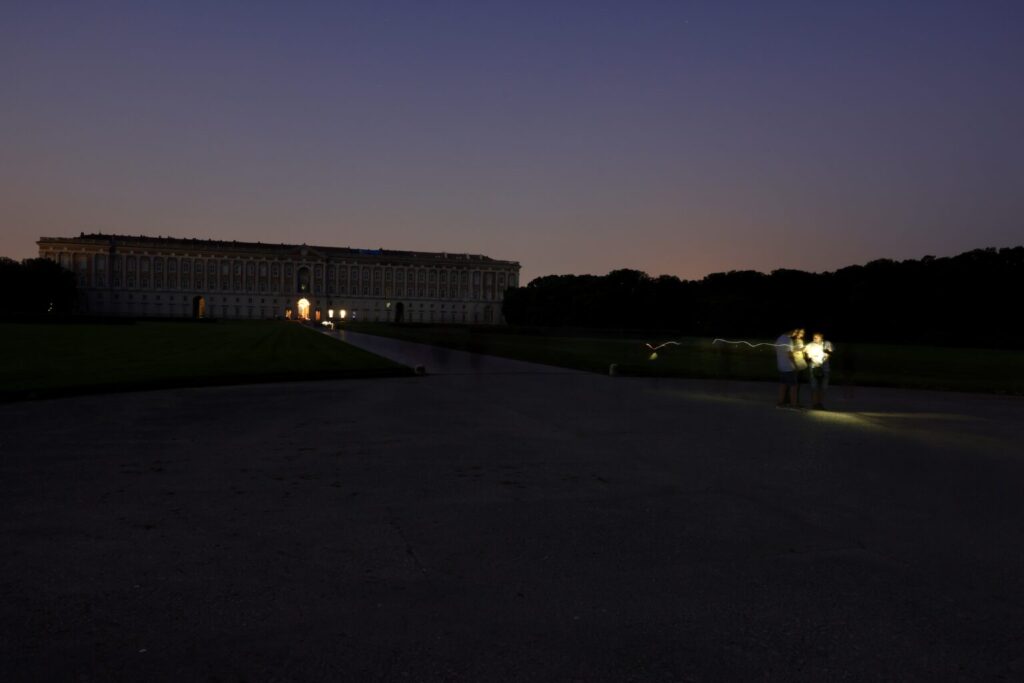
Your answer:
[804,333,834,410]
[775,328,800,408]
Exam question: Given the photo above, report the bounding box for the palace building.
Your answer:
[38,233,521,324]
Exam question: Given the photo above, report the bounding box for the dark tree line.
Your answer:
[0,257,78,316]
[503,247,1024,348]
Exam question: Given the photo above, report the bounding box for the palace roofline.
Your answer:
[38,232,519,265]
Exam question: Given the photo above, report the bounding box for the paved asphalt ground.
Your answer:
[2,334,1023,681]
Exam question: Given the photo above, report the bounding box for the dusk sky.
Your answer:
[3,0,1022,283]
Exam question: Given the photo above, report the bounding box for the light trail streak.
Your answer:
[645,341,682,352]
[644,337,791,360]
[711,338,792,349]
[644,338,790,352]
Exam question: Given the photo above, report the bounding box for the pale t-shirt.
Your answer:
[775,335,795,372]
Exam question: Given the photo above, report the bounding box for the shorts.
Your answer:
[809,371,830,391]
[779,371,797,386]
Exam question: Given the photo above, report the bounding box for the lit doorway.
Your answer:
[192,295,206,319]
[297,298,311,320]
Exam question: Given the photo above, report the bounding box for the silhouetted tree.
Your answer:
[0,257,77,315]
[502,247,1024,348]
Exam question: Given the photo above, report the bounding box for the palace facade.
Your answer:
[38,234,520,323]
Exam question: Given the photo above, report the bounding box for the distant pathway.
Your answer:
[326,328,584,375]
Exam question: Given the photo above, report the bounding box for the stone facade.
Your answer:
[38,234,520,324]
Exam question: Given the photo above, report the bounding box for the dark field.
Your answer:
[347,323,1024,394]
[0,321,410,400]
[3,320,1020,400]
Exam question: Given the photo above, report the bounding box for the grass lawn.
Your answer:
[346,323,1024,395]
[0,320,411,400]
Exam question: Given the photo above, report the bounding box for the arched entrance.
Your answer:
[394,302,405,323]
[192,295,206,319]
[297,298,311,321]
[314,307,321,322]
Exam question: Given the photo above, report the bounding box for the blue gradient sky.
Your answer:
[3,1,1022,282]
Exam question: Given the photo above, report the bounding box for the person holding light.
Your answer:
[804,332,834,410]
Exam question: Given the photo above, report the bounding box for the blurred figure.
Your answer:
[804,332,834,410]
[775,328,801,408]
[792,328,808,406]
